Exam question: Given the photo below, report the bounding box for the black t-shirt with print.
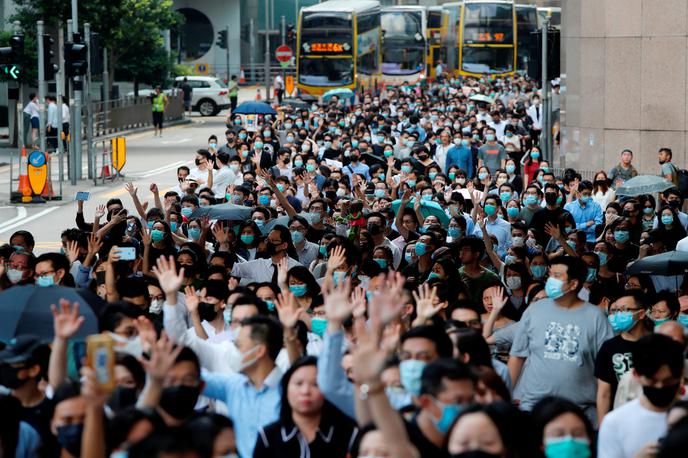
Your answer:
[594,335,639,399]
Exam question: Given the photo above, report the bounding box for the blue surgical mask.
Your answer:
[399,359,426,396]
[448,227,461,238]
[595,251,608,266]
[415,242,427,256]
[401,165,412,173]
[181,207,193,218]
[151,229,165,243]
[579,195,590,204]
[404,252,413,264]
[333,271,347,286]
[223,309,232,325]
[608,311,636,333]
[407,180,416,188]
[614,230,630,243]
[484,204,497,216]
[289,284,308,297]
[478,172,488,181]
[507,207,520,218]
[545,277,566,299]
[677,314,688,329]
[525,195,539,206]
[319,245,328,257]
[653,317,671,327]
[374,258,388,269]
[311,317,328,337]
[433,402,463,434]
[374,189,385,198]
[428,172,437,181]
[240,234,254,245]
[258,195,271,206]
[531,265,547,279]
[500,192,511,203]
[661,215,674,226]
[427,272,441,280]
[188,227,201,240]
[37,275,55,287]
[265,300,275,312]
[544,437,592,458]
[291,230,305,244]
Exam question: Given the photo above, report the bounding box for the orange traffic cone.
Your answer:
[17,147,32,202]
[255,88,262,101]
[100,150,111,178]
[239,68,246,84]
[40,152,55,199]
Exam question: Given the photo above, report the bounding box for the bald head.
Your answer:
[657,321,686,347]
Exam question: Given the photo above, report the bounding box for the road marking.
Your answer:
[0,207,59,234]
[126,161,190,179]
[161,137,191,145]
[0,206,26,230]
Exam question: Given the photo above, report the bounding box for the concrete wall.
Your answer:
[560,0,688,174]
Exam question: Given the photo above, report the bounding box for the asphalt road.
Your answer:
[0,114,229,253]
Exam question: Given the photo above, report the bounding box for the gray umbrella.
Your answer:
[615,175,675,196]
[469,94,494,105]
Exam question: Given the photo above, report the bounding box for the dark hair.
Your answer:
[204,279,230,302]
[633,334,685,379]
[286,266,321,299]
[400,325,454,359]
[457,236,486,257]
[454,328,494,368]
[451,402,539,458]
[116,277,149,301]
[549,256,587,293]
[98,302,144,332]
[532,396,595,454]
[52,379,82,408]
[420,358,477,397]
[659,147,673,159]
[116,354,146,389]
[175,346,201,378]
[0,394,21,456]
[242,316,284,361]
[475,366,511,402]
[269,225,299,260]
[107,407,161,452]
[187,413,235,458]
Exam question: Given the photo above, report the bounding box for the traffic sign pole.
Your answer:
[37,20,46,155]
[264,0,271,102]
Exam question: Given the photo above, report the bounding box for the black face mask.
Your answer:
[159,385,200,419]
[418,154,429,161]
[367,222,382,236]
[668,200,681,210]
[107,386,139,413]
[350,155,360,162]
[57,424,84,457]
[198,301,219,322]
[195,158,202,166]
[95,271,106,285]
[179,263,195,278]
[643,383,679,408]
[622,210,633,217]
[0,363,29,389]
[266,242,283,256]
[544,193,558,206]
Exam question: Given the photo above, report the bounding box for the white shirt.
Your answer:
[677,235,688,252]
[212,166,238,196]
[47,102,58,128]
[23,100,39,118]
[231,257,302,283]
[434,143,452,173]
[526,104,543,129]
[61,104,70,123]
[189,166,212,186]
[597,398,668,458]
[487,119,509,138]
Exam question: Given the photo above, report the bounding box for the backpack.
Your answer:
[677,167,688,198]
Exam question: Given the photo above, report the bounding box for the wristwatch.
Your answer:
[359,382,384,401]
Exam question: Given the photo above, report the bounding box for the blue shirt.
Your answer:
[343,161,370,180]
[472,217,512,250]
[446,146,474,178]
[564,199,603,243]
[202,367,282,458]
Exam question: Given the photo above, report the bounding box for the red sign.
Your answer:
[275,45,293,62]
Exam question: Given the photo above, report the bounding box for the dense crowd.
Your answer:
[3,74,688,458]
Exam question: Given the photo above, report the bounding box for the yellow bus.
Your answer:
[444,0,517,79]
[381,5,427,86]
[297,0,382,99]
[515,4,539,73]
[426,6,449,80]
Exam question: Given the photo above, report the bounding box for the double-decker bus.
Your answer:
[380,5,427,86]
[297,0,382,99]
[426,6,449,79]
[445,0,517,79]
[515,4,539,73]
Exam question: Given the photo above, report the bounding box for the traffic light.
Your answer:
[287,24,295,45]
[64,33,88,77]
[0,34,24,80]
[42,34,58,81]
[216,29,227,49]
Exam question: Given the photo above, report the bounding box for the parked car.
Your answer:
[173,76,230,116]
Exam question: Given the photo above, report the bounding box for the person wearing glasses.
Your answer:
[594,289,651,423]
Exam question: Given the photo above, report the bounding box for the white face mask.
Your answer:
[109,332,144,358]
[336,188,346,197]
[511,236,524,247]
[149,299,164,314]
[7,268,23,283]
[227,344,261,373]
[506,276,522,290]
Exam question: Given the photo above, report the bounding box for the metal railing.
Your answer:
[89,93,185,138]
[240,64,296,85]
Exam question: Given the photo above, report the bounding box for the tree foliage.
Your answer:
[10,0,182,86]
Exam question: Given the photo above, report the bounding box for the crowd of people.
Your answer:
[3,74,688,458]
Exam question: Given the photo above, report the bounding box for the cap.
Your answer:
[0,335,44,365]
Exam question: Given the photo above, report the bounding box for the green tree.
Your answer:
[11,0,182,91]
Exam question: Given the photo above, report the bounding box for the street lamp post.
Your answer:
[264,0,271,102]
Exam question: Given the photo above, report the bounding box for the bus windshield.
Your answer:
[382,11,423,39]
[300,12,353,49]
[463,3,514,44]
[461,46,513,74]
[382,47,424,75]
[298,57,354,86]
[427,10,442,29]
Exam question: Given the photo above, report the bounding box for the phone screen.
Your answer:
[119,247,136,261]
[75,192,90,201]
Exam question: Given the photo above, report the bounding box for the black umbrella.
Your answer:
[0,285,105,342]
[361,152,387,169]
[626,251,688,276]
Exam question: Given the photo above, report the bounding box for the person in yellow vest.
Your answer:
[152,86,169,137]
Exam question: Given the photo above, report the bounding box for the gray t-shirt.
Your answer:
[510,298,614,412]
[478,143,506,174]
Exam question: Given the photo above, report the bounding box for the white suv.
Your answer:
[173,76,230,116]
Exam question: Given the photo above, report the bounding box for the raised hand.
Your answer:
[184,286,200,314]
[326,245,346,274]
[94,204,106,220]
[141,228,152,246]
[108,245,121,263]
[489,286,507,314]
[276,257,289,286]
[87,232,103,256]
[275,292,303,330]
[370,272,407,326]
[50,299,85,340]
[228,277,239,291]
[401,189,413,203]
[351,315,388,384]
[150,183,159,194]
[140,332,183,384]
[65,240,80,264]
[412,283,442,325]
[80,366,109,405]
[152,255,184,296]
[125,182,138,197]
[350,286,367,319]
[322,275,354,326]
[111,209,127,225]
[544,222,561,240]
[212,222,229,244]
[135,316,158,355]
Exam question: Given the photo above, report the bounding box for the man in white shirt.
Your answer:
[60,96,70,150]
[23,93,39,145]
[433,130,453,174]
[526,95,543,145]
[46,96,58,151]
[598,334,684,458]
[231,226,301,284]
[212,152,237,197]
[487,110,509,139]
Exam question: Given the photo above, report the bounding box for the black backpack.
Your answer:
[677,168,688,198]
